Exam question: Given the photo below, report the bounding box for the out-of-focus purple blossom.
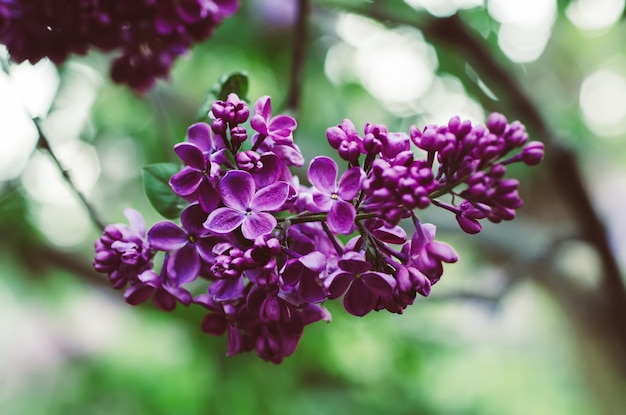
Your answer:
[0,0,240,92]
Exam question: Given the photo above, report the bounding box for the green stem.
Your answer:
[276,211,378,225]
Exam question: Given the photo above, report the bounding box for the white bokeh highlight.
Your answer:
[566,0,625,31]
[488,0,557,63]
[579,69,626,137]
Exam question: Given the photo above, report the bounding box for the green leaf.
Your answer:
[142,163,185,219]
[196,72,249,121]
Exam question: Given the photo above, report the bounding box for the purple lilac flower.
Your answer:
[404,221,458,284]
[148,203,214,284]
[205,170,289,240]
[281,251,327,303]
[325,251,396,317]
[0,0,240,92]
[124,255,193,312]
[308,156,364,234]
[170,123,224,212]
[93,208,153,289]
[326,119,365,164]
[251,95,303,166]
[94,93,543,363]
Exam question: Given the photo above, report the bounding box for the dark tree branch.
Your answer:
[285,0,311,113]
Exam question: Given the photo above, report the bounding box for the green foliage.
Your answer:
[142,163,185,219]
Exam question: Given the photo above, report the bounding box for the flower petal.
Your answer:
[124,283,155,306]
[196,180,220,213]
[250,181,289,212]
[162,285,193,305]
[251,153,282,189]
[308,156,338,194]
[204,207,245,234]
[254,95,272,122]
[218,170,255,211]
[270,143,305,167]
[302,304,332,325]
[361,271,396,296]
[147,221,189,251]
[123,208,146,238]
[180,203,209,236]
[426,241,458,263]
[209,277,245,302]
[174,142,205,170]
[153,290,177,311]
[201,313,228,336]
[337,251,371,274]
[241,212,276,240]
[170,166,203,196]
[343,279,376,317]
[337,166,364,201]
[268,115,297,136]
[327,199,355,234]
[299,273,327,303]
[325,271,353,299]
[186,122,213,152]
[167,244,200,284]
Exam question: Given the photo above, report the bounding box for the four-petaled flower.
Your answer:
[308,156,364,234]
[251,95,303,166]
[147,203,215,284]
[205,170,289,240]
[325,251,397,317]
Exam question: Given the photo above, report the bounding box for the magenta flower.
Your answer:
[308,156,364,234]
[147,204,214,284]
[325,251,396,317]
[204,170,289,240]
[169,122,224,211]
[250,95,303,166]
[281,251,327,303]
[124,259,193,312]
[404,222,458,284]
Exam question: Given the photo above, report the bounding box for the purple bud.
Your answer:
[211,118,227,135]
[522,141,544,165]
[456,213,483,234]
[487,112,507,135]
[326,126,345,149]
[230,126,248,144]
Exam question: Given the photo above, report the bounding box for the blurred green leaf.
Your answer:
[142,163,185,219]
[196,72,249,121]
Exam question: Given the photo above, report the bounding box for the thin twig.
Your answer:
[285,0,311,113]
[33,118,106,231]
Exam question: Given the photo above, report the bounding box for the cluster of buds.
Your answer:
[94,93,543,363]
[0,0,239,92]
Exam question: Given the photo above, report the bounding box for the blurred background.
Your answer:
[1,0,626,414]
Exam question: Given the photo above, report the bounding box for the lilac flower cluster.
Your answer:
[94,94,543,363]
[0,0,238,92]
